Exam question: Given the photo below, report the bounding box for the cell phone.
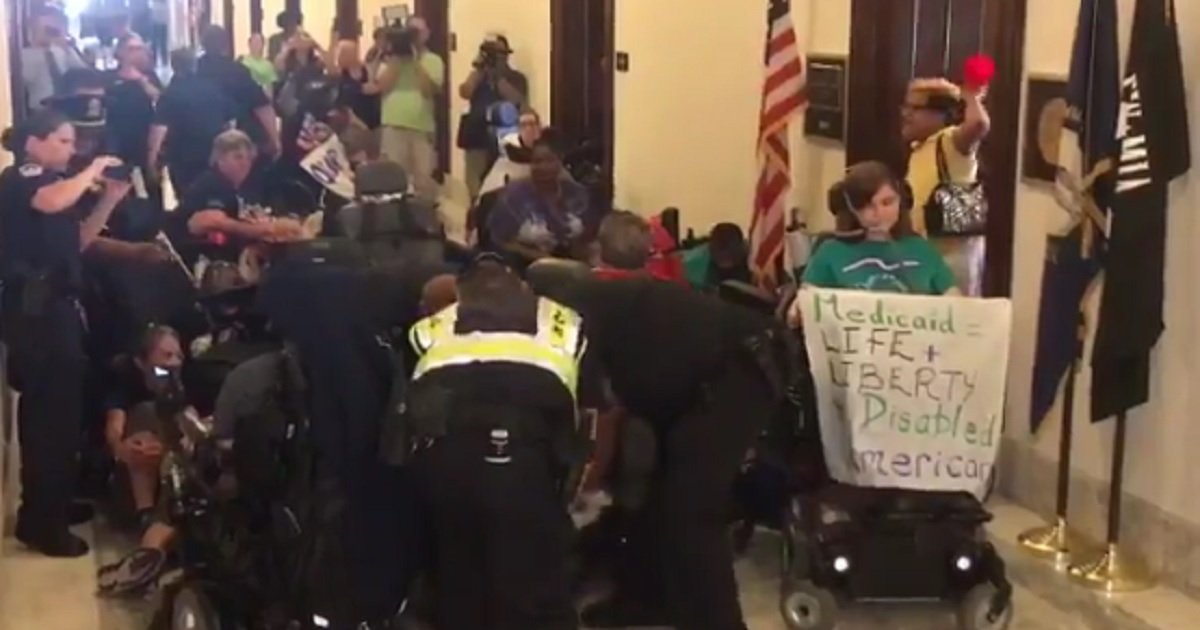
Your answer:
[103,164,132,180]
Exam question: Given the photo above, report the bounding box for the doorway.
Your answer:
[550,0,615,207]
[846,0,1027,297]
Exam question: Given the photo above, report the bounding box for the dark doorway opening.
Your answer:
[846,0,1026,297]
[550,0,615,208]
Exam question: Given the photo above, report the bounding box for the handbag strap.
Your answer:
[934,133,952,183]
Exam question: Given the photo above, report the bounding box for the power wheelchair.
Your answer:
[713,280,1013,630]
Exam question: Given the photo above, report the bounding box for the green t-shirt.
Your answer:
[239,56,278,91]
[802,236,956,295]
[381,52,446,133]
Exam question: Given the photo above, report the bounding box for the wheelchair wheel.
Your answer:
[780,580,838,630]
[171,584,223,630]
[957,583,1014,630]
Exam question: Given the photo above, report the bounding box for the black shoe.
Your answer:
[15,525,90,558]
[69,502,95,526]
[580,597,670,628]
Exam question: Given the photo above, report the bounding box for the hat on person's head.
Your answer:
[43,93,107,128]
[354,160,409,200]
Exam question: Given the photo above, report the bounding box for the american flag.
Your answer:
[749,0,806,284]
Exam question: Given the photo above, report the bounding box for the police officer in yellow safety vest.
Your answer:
[404,254,598,630]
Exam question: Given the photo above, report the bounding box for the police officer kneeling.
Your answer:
[399,255,595,629]
[0,110,131,557]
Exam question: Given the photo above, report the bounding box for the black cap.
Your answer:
[354,160,409,199]
[43,93,107,128]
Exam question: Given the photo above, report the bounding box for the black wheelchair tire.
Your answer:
[957,583,1014,630]
[170,584,224,630]
[779,579,838,630]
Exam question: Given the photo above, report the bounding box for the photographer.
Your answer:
[0,110,131,557]
[366,16,445,203]
[457,34,528,201]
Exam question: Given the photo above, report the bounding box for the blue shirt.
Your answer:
[487,179,595,255]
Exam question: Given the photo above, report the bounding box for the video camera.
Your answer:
[383,21,417,57]
[473,35,512,70]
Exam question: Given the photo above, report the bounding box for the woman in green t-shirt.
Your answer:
[802,161,958,296]
[239,33,278,94]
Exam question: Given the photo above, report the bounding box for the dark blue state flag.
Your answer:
[1029,0,1120,433]
[1090,0,1191,421]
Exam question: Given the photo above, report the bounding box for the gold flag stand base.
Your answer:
[1068,543,1155,594]
[1017,517,1088,570]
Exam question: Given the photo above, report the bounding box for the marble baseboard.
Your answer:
[998,436,1200,601]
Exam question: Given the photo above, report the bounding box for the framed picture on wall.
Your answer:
[803,55,848,143]
[1023,76,1069,183]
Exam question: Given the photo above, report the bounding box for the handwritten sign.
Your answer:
[799,288,1012,499]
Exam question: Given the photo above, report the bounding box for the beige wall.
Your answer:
[611,0,848,234]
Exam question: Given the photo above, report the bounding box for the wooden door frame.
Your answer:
[414,0,451,177]
[846,0,1026,297]
[550,0,616,205]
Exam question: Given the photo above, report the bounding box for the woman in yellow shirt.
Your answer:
[901,78,990,295]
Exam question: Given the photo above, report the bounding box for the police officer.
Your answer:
[402,255,597,629]
[540,273,788,630]
[0,109,131,557]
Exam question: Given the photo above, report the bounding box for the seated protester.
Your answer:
[789,160,956,322]
[175,129,306,275]
[477,107,543,198]
[99,342,278,598]
[486,135,598,266]
[681,222,752,291]
[104,327,184,528]
[592,210,685,284]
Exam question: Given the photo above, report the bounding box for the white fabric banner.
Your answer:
[799,288,1012,499]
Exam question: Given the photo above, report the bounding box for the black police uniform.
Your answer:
[0,162,91,555]
[154,71,239,195]
[404,289,597,630]
[550,276,784,630]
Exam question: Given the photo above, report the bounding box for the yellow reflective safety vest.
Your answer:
[409,298,586,398]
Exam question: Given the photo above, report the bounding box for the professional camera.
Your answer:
[384,22,416,57]
[473,35,512,70]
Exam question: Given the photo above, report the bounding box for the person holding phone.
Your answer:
[104,326,185,529]
[0,109,132,557]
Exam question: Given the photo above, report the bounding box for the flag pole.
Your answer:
[1068,409,1154,592]
[1017,311,1092,570]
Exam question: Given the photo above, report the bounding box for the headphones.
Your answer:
[832,171,914,216]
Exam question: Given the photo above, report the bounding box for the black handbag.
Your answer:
[923,137,988,236]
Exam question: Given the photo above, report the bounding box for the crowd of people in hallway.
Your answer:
[0,5,993,629]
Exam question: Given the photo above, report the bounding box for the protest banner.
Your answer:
[799,288,1012,499]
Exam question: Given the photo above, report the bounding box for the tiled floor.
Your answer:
[2,499,1198,629]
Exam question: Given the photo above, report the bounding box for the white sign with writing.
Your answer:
[799,288,1012,499]
[300,134,355,201]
